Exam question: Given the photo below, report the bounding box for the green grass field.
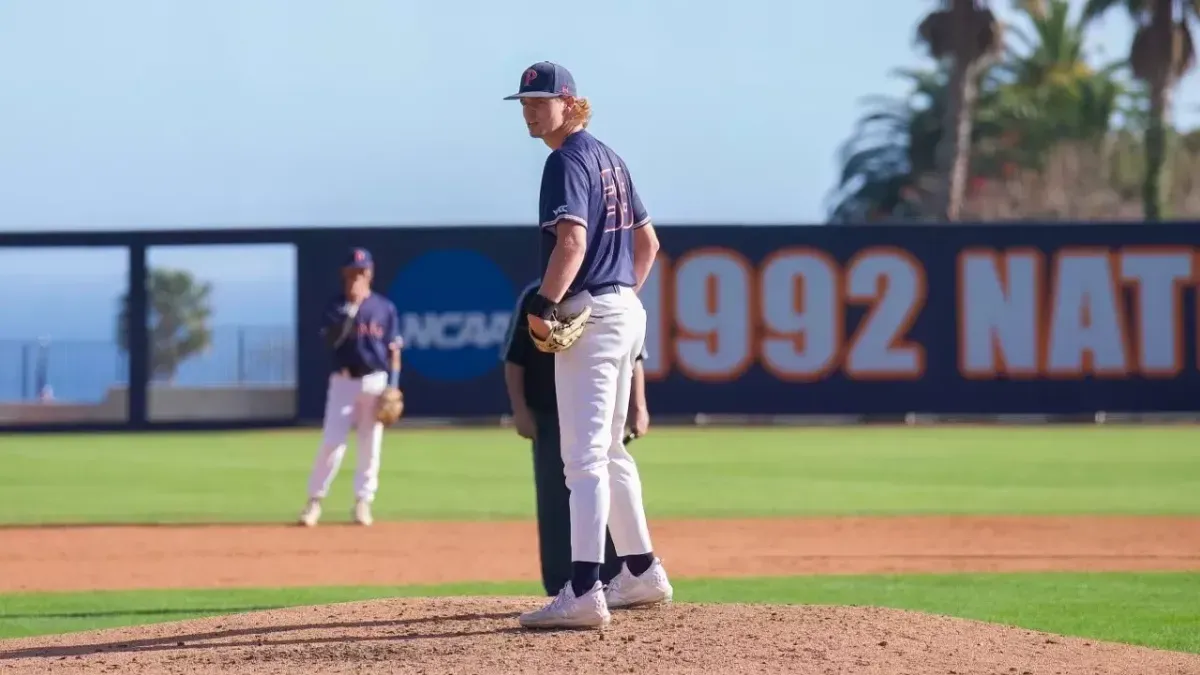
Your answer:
[1,426,1198,652]
[2,426,1199,524]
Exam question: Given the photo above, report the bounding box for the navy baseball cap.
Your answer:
[503,61,576,100]
[342,247,373,269]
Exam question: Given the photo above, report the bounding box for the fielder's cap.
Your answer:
[503,61,576,100]
[342,247,373,269]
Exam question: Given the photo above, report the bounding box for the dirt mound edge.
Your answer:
[1,596,1197,674]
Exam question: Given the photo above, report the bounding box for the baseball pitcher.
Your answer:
[504,61,672,629]
[299,247,404,527]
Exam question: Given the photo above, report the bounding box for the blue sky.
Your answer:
[2,0,1198,339]
[2,0,1192,234]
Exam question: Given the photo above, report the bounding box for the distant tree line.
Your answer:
[828,0,1200,223]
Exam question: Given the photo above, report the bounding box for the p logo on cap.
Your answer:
[504,61,577,100]
[344,247,374,269]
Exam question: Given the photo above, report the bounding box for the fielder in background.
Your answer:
[504,61,672,629]
[502,278,652,598]
[299,247,404,528]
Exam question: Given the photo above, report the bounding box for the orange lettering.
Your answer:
[956,247,1044,379]
[758,248,842,382]
[671,247,756,383]
[1044,248,1132,379]
[843,246,927,381]
[1118,246,1192,378]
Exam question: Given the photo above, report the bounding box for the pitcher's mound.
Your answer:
[1,596,1197,674]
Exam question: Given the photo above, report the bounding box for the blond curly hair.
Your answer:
[566,96,592,129]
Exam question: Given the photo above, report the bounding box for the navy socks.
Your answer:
[571,552,655,596]
[625,552,655,576]
[571,562,600,597]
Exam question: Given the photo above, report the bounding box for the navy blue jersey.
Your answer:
[539,130,649,296]
[320,292,401,374]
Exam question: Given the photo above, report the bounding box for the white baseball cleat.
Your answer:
[298,499,321,527]
[519,581,611,629]
[604,558,674,609]
[353,500,373,526]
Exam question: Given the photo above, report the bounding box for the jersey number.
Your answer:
[600,167,631,232]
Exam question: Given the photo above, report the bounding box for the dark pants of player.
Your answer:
[532,409,622,596]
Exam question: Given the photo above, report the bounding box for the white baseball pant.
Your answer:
[307,370,387,503]
[553,285,655,563]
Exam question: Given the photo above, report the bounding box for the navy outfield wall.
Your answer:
[297,226,540,420]
[296,223,1200,420]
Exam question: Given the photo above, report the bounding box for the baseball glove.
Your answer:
[530,305,592,353]
[376,387,404,425]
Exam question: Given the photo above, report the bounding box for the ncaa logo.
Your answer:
[387,249,516,381]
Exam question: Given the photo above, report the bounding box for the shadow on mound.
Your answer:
[0,596,1197,674]
[2,606,282,620]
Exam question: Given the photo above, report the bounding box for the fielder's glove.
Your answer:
[376,387,404,425]
[530,305,592,353]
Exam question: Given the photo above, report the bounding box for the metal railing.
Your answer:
[0,325,295,403]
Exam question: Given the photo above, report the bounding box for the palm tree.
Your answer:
[916,0,1006,221]
[826,69,938,223]
[981,0,1125,171]
[829,11,1117,222]
[998,0,1124,137]
[826,67,1010,222]
[1082,0,1200,220]
[830,0,1130,223]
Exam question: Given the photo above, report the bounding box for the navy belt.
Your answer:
[338,365,381,378]
[565,284,623,301]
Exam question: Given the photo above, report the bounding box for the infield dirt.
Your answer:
[2,515,1199,592]
[2,514,1199,674]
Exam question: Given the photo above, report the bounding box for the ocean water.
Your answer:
[1,253,299,403]
[0,326,296,403]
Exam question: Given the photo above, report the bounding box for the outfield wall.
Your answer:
[4,222,1199,431]
[295,223,1200,420]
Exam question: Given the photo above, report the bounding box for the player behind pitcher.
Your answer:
[503,61,672,629]
[299,247,402,527]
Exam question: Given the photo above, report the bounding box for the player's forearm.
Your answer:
[632,225,660,291]
[388,347,401,387]
[629,360,648,415]
[503,363,530,414]
[538,226,587,302]
[632,252,655,293]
